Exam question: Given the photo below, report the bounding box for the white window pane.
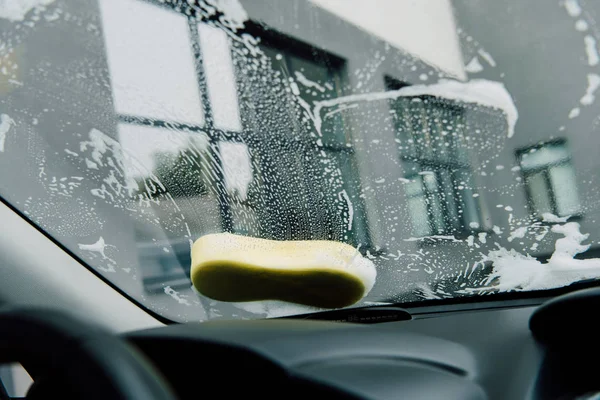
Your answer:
[408,196,431,237]
[198,23,242,131]
[550,164,581,216]
[219,141,253,200]
[100,0,204,125]
[117,123,208,179]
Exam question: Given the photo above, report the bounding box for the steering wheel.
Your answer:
[0,307,176,400]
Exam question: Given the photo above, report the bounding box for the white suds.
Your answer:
[474,222,600,292]
[542,213,570,223]
[580,73,600,105]
[323,103,358,119]
[295,71,326,92]
[575,19,588,31]
[164,286,191,306]
[569,107,581,118]
[0,114,15,152]
[478,232,488,244]
[507,226,528,242]
[78,237,116,272]
[231,300,324,318]
[0,0,55,21]
[477,49,497,67]
[564,0,582,17]
[416,283,441,300]
[78,237,110,255]
[290,81,300,96]
[465,56,484,73]
[315,79,517,138]
[466,235,475,247]
[584,35,599,66]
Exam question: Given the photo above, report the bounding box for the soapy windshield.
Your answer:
[0,0,599,322]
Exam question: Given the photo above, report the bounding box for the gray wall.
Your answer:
[452,0,600,254]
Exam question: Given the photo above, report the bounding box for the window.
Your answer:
[100,0,373,296]
[100,0,244,230]
[100,0,250,292]
[386,77,485,237]
[258,34,372,248]
[517,139,581,219]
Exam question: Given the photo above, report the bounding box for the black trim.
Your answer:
[282,306,412,324]
[188,15,234,232]
[118,114,205,134]
[388,277,600,311]
[0,195,174,326]
[384,76,410,91]
[399,155,470,170]
[245,22,346,70]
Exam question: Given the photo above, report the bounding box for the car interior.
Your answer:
[1,1,600,399]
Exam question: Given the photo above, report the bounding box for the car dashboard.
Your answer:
[122,289,600,400]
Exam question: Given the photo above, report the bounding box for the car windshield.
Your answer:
[1,0,599,322]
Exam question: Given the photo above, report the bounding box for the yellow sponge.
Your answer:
[190,233,377,308]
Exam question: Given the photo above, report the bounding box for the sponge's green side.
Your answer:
[190,233,375,309]
[192,261,366,308]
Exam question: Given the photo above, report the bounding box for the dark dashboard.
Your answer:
[123,287,600,400]
[2,287,598,400]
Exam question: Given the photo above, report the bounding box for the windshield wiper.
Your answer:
[279,305,411,324]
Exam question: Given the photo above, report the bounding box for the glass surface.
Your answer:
[1,0,599,321]
[550,163,581,217]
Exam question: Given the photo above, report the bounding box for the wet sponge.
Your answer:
[191,233,377,309]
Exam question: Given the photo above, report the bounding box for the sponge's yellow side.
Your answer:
[190,233,376,309]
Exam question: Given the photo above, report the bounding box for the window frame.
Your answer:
[111,0,373,252]
[516,138,582,221]
[385,76,486,238]
[254,29,374,249]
